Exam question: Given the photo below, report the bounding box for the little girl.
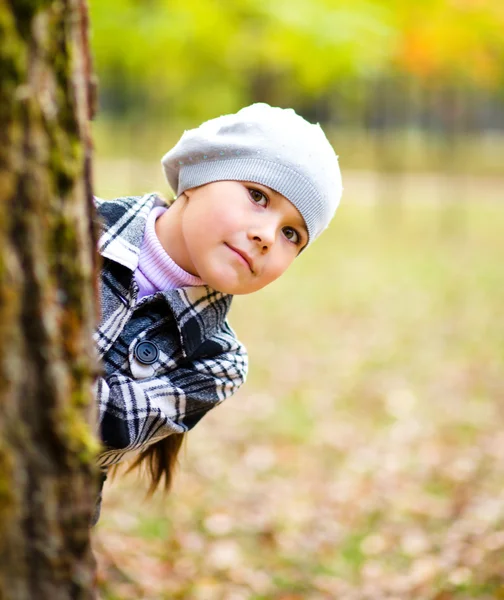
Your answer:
[92,103,342,523]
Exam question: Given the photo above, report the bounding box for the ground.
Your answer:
[93,165,504,600]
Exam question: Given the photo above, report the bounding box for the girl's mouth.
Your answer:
[225,243,254,273]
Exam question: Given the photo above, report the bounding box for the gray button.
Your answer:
[134,341,159,365]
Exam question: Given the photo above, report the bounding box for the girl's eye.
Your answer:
[249,188,268,207]
[282,226,300,244]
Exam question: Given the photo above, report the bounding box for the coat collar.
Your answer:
[97,193,164,271]
[160,286,233,356]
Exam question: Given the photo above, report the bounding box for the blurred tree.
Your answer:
[0,1,98,598]
[89,0,395,120]
[89,0,504,122]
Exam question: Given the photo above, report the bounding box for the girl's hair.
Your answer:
[124,433,186,496]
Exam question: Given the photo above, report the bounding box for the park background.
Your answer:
[89,1,504,598]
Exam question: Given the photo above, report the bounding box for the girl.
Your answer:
[92,103,342,523]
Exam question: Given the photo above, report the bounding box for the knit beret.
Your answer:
[161,103,343,245]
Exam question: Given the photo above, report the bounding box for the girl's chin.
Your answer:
[199,266,241,291]
[206,277,253,296]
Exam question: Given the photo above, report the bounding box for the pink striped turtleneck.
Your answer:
[134,206,204,301]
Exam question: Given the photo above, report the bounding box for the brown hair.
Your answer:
[123,433,186,496]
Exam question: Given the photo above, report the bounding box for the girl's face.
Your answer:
[157,181,308,295]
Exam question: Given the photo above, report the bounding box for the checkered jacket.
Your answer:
[93,193,248,468]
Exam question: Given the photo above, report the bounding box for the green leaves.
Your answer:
[88,0,396,118]
[88,0,504,119]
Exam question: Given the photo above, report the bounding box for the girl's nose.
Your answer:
[250,224,276,253]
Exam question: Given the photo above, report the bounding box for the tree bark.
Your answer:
[0,1,98,598]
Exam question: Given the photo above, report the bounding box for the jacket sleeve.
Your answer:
[95,345,248,466]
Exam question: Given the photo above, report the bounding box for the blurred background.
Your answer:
[89,1,504,598]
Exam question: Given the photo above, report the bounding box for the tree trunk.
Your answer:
[0,1,98,598]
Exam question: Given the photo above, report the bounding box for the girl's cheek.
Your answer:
[266,259,287,283]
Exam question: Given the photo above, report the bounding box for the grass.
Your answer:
[93,163,504,599]
[91,116,504,177]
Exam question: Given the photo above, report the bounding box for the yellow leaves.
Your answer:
[394,1,504,85]
[206,539,243,570]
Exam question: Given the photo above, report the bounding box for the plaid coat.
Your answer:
[93,193,248,468]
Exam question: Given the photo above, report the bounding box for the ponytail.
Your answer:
[125,433,185,496]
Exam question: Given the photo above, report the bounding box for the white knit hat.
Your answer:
[161,103,343,245]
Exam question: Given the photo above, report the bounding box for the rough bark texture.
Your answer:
[0,1,98,598]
